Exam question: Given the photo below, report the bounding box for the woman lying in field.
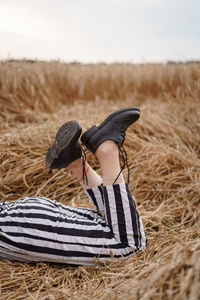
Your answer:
[0,107,147,265]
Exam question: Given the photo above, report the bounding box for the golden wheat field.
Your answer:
[0,61,200,300]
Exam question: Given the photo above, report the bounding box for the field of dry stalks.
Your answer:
[0,61,200,300]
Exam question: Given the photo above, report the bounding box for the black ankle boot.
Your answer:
[46,121,82,169]
[81,107,140,154]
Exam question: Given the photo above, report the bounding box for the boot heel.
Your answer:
[81,126,97,144]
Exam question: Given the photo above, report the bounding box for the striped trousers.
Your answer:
[0,183,147,266]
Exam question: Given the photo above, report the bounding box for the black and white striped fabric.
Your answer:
[0,183,147,265]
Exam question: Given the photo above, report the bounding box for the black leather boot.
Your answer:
[46,120,82,169]
[81,107,140,154]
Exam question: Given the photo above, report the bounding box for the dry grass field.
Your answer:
[0,61,200,299]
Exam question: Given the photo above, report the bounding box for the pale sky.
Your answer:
[0,0,200,63]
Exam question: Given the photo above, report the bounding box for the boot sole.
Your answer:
[46,121,82,168]
[81,107,140,145]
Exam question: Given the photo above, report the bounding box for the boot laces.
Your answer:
[81,146,88,185]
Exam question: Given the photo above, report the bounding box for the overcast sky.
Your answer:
[0,0,199,63]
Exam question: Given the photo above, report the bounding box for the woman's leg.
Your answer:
[45,120,106,217]
[95,141,147,250]
[67,158,105,217]
[68,138,147,251]
[81,107,148,251]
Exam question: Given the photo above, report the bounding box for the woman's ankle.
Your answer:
[102,173,125,186]
[95,140,119,160]
[67,157,83,170]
